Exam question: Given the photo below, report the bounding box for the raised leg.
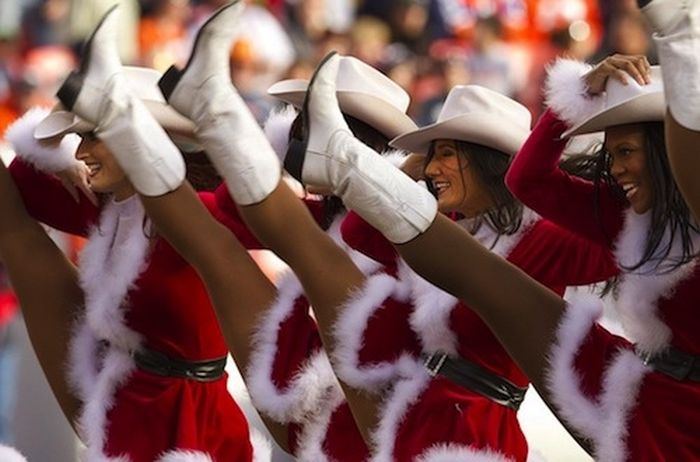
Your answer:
[0,161,82,432]
[641,0,700,220]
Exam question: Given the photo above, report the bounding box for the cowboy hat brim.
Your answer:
[34,66,198,150]
[563,92,665,138]
[390,112,530,156]
[268,79,417,139]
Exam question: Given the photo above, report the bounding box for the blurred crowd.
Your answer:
[0,0,656,139]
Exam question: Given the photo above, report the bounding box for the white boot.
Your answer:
[159,0,281,206]
[642,0,700,130]
[295,53,437,244]
[56,6,184,196]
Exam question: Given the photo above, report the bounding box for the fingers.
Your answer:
[77,165,99,206]
[606,54,651,85]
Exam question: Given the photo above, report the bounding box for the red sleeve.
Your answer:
[209,183,327,249]
[8,158,100,236]
[505,109,625,247]
[340,211,399,268]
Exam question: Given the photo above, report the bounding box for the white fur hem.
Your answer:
[246,272,339,424]
[546,295,649,462]
[250,427,273,462]
[370,359,428,462]
[544,59,600,127]
[416,444,513,462]
[156,451,214,462]
[5,107,81,172]
[332,273,411,391]
[293,386,345,462]
[0,445,28,462]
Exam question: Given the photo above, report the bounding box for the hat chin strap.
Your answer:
[56,6,184,196]
[643,0,700,131]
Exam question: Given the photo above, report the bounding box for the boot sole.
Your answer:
[56,4,118,110]
[159,0,242,101]
[284,51,338,183]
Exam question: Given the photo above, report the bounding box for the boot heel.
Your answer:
[158,65,184,101]
[283,51,338,184]
[283,137,307,183]
[56,71,85,111]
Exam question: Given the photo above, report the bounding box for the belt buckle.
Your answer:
[424,352,447,377]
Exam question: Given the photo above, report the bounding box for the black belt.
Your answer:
[423,352,527,411]
[133,346,227,382]
[638,347,700,382]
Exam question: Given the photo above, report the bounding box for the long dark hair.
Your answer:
[560,121,699,273]
[425,140,523,237]
[289,111,391,230]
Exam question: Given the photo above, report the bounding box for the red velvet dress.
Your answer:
[338,204,615,462]
[216,169,613,460]
[506,109,700,461]
[5,111,268,462]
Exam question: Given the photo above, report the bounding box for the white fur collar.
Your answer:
[4,107,81,173]
[613,209,700,353]
[409,208,539,354]
[78,195,150,351]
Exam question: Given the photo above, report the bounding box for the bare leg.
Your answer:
[139,184,294,448]
[666,115,700,221]
[237,182,381,441]
[0,161,82,431]
[640,1,700,219]
[395,215,565,389]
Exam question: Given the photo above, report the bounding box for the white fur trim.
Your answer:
[156,451,213,462]
[544,59,601,127]
[370,358,428,462]
[0,445,28,462]
[381,148,408,169]
[546,295,606,438]
[79,196,148,351]
[263,105,297,163]
[326,214,382,276]
[67,317,100,400]
[250,427,273,462]
[71,196,152,460]
[246,270,339,424]
[546,295,650,462]
[410,209,539,354]
[79,348,137,461]
[293,386,345,462]
[613,210,699,354]
[332,273,412,391]
[5,107,82,173]
[416,444,513,462]
[526,450,547,462]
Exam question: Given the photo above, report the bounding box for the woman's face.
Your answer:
[424,139,490,216]
[605,124,653,214]
[75,133,135,201]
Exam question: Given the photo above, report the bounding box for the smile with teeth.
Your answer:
[433,181,450,195]
[87,163,102,177]
[621,183,639,201]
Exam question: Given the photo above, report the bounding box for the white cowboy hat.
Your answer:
[34,66,199,150]
[390,85,532,156]
[563,66,665,138]
[267,55,417,139]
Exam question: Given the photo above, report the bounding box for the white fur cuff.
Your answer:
[544,59,599,127]
[263,105,297,163]
[4,107,81,172]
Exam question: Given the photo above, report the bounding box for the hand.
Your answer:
[584,54,651,96]
[400,153,426,181]
[56,162,98,206]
